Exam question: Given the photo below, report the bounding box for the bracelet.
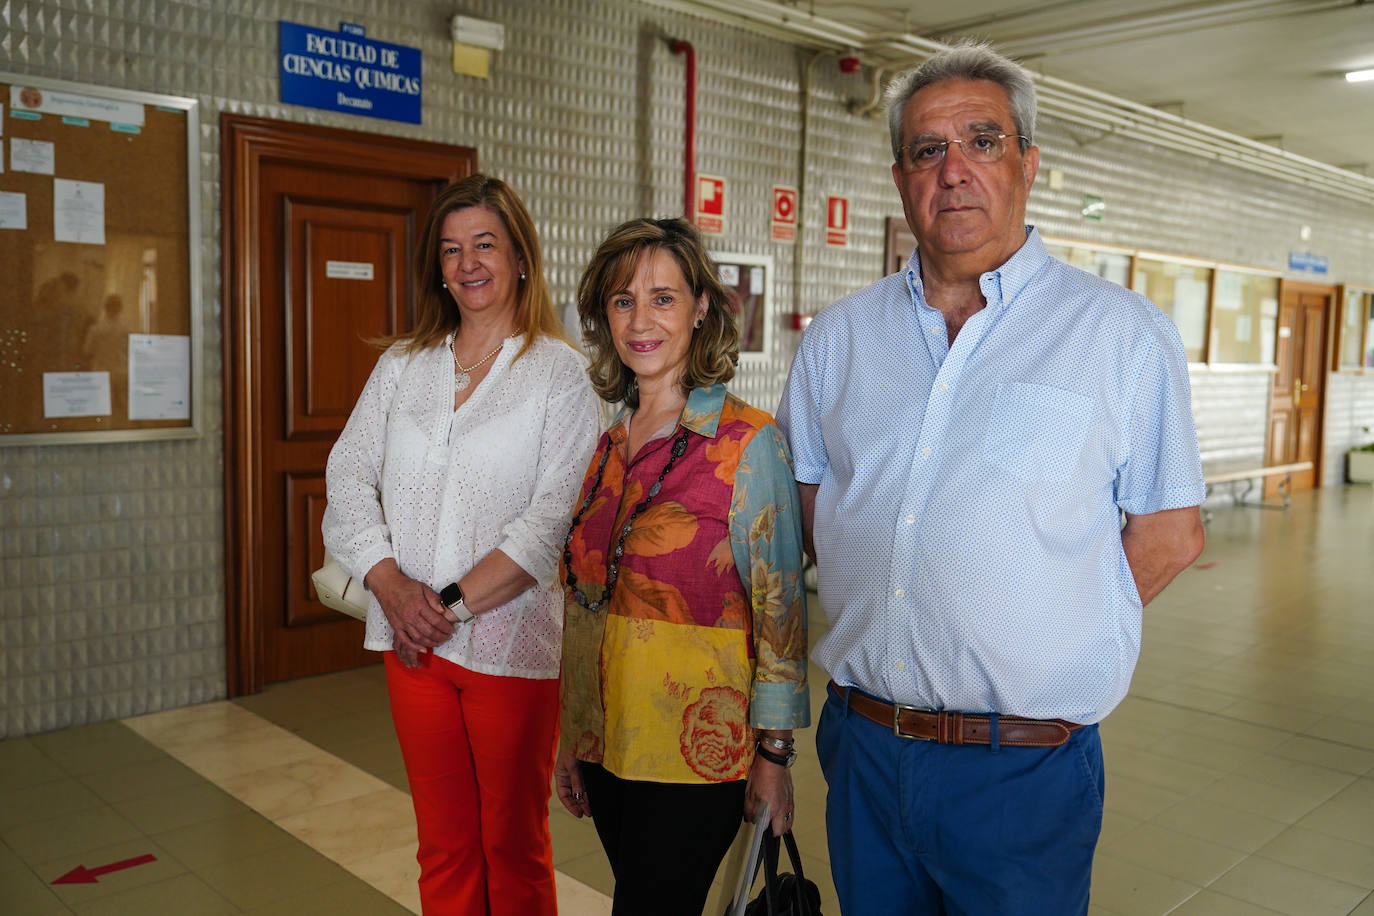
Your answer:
[755,741,796,768]
[758,735,795,752]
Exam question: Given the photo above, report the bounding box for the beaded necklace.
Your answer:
[563,428,691,611]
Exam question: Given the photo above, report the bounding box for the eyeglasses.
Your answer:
[896,132,1029,173]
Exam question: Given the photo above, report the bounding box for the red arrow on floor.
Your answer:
[52,854,157,884]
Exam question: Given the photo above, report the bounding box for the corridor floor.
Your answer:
[2,486,1372,914]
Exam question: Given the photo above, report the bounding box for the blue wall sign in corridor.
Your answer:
[279,21,422,124]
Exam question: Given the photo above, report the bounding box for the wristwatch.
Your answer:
[439,582,476,624]
[755,740,797,769]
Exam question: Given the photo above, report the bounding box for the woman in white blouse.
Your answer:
[323,174,599,916]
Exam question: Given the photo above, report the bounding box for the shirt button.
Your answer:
[939,383,948,392]
[905,514,915,524]
[894,588,904,598]
[895,661,906,671]
[922,447,932,457]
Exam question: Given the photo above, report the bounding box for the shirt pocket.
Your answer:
[980,382,1094,483]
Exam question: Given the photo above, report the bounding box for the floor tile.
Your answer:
[1200,772,1337,824]
[0,776,106,832]
[1256,825,1374,887]
[1208,855,1368,915]
[276,788,416,870]
[112,781,250,835]
[1101,774,1185,821]
[0,739,68,792]
[77,756,205,806]
[151,810,297,872]
[30,723,164,777]
[242,877,414,915]
[69,872,239,915]
[215,755,389,821]
[1088,853,1199,915]
[1149,798,1288,853]
[2,804,143,865]
[344,841,419,911]
[1104,747,1223,796]
[0,859,73,914]
[1098,822,1246,885]
[1267,734,1374,775]
[196,841,355,911]
[1167,889,1285,915]
[40,837,186,906]
[1305,716,1374,751]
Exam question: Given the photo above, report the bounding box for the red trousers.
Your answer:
[385,651,560,916]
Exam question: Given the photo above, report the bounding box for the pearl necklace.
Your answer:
[564,428,691,611]
[450,336,505,393]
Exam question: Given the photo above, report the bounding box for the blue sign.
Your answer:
[279,21,421,124]
[1288,251,1329,274]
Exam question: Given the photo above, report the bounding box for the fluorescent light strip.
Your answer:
[1346,69,1374,83]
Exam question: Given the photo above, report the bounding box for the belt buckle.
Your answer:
[892,702,935,740]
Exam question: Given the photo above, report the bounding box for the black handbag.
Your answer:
[742,830,822,916]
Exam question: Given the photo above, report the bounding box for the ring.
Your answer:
[784,812,792,820]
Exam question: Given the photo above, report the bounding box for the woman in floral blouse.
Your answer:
[554,218,809,915]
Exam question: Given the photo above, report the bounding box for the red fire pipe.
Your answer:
[670,39,696,219]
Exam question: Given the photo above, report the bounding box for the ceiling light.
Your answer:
[1346,69,1374,83]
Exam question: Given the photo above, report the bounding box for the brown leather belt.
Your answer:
[829,681,1083,748]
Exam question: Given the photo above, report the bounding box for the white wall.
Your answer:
[1,0,1372,736]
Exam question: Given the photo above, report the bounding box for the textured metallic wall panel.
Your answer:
[2,0,1373,735]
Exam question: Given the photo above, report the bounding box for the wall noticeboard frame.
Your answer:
[0,72,202,445]
[713,252,772,363]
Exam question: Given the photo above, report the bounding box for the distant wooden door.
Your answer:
[223,115,475,694]
[1266,283,1331,497]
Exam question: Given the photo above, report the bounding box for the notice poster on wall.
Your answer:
[43,371,112,417]
[128,334,190,420]
[53,178,105,244]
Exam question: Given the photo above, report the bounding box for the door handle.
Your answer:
[1293,379,1301,402]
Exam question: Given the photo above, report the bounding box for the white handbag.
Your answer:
[311,553,371,620]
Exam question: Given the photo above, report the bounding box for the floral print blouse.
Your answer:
[560,384,810,784]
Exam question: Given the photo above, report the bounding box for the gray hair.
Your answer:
[885,39,1037,161]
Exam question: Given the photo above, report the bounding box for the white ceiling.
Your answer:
[666,0,1374,174]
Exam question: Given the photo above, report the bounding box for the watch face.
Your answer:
[439,583,463,607]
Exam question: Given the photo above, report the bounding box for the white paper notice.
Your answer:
[11,137,55,175]
[43,372,112,418]
[0,139,4,173]
[0,191,26,230]
[749,267,764,296]
[128,334,190,420]
[54,178,105,244]
[719,264,740,287]
[0,103,5,135]
[325,260,375,280]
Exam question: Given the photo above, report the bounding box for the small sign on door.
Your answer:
[326,260,375,280]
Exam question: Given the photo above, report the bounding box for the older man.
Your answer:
[777,40,1205,914]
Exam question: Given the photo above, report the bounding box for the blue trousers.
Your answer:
[817,686,1104,916]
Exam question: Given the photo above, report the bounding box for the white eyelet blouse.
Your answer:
[323,333,601,679]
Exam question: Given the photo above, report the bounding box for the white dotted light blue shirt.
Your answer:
[777,228,1205,725]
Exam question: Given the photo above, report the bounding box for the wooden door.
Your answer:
[1266,283,1331,496]
[223,115,475,694]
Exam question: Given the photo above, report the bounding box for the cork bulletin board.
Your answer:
[0,72,201,445]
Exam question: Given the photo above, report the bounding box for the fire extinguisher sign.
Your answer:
[771,186,797,243]
[695,174,726,235]
[826,195,849,246]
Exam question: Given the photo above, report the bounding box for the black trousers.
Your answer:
[579,761,746,916]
